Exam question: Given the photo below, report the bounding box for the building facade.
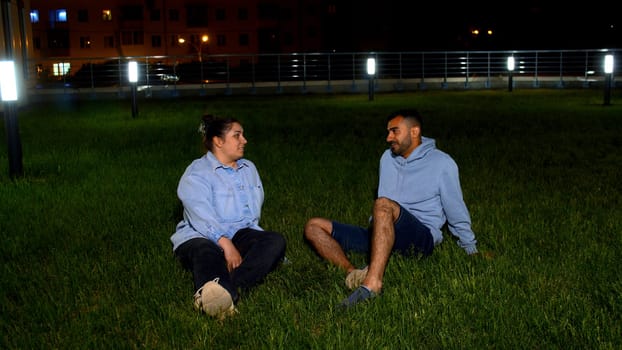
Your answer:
[29,0,326,59]
[25,0,334,83]
[30,0,330,58]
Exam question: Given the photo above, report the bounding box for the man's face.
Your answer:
[386,116,418,158]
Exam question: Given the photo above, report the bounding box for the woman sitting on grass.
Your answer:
[170,114,286,319]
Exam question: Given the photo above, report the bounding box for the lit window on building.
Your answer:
[30,10,39,23]
[56,9,67,22]
[53,62,70,76]
[102,10,112,21]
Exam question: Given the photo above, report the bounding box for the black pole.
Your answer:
[199,60,205,95]
[508,72,513,92]
[131,83,138,118]
[604,73,612,106]
[2,0,24,178]
[3,101,23,178]
[368,77,374,101]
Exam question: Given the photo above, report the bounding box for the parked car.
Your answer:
[145,62,179,85]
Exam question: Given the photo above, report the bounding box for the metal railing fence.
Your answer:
[28,48,620,98]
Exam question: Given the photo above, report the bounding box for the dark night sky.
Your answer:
[328,1,621,51]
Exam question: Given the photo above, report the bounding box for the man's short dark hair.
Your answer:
[387,109,423,128]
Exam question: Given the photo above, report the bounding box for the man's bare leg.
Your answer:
[361,197,400,293]
[304,217,356,273]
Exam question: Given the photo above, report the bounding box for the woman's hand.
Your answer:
[218,237,242,272]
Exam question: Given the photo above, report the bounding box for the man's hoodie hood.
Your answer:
[391,136,436,165]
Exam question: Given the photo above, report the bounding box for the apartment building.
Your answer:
[29,0,326,58]
[25,0,333,81]
[22,0,335,84]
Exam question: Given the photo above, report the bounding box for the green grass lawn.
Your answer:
[1,90,621,349]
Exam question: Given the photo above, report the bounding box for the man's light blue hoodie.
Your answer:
[378,136,478,254]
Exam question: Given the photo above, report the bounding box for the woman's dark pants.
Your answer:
[174,228,286,303]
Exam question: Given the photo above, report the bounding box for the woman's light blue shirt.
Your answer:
[170,152,264,251]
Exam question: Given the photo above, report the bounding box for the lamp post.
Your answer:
[128,61,138,118]
[1,60,23,178]
[179,34,209,91]
[179,34,209,62]
[603,54,614,106]
[367,57,376,101]
[507,56,515,92]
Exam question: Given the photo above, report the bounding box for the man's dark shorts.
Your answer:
[331,204,434,256]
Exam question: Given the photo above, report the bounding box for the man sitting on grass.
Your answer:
[304,109,478,307]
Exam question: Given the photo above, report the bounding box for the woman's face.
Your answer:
[218,122,247,163]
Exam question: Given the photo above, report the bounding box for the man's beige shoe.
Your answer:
[345,266,369,290]
[193,278,237,319]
